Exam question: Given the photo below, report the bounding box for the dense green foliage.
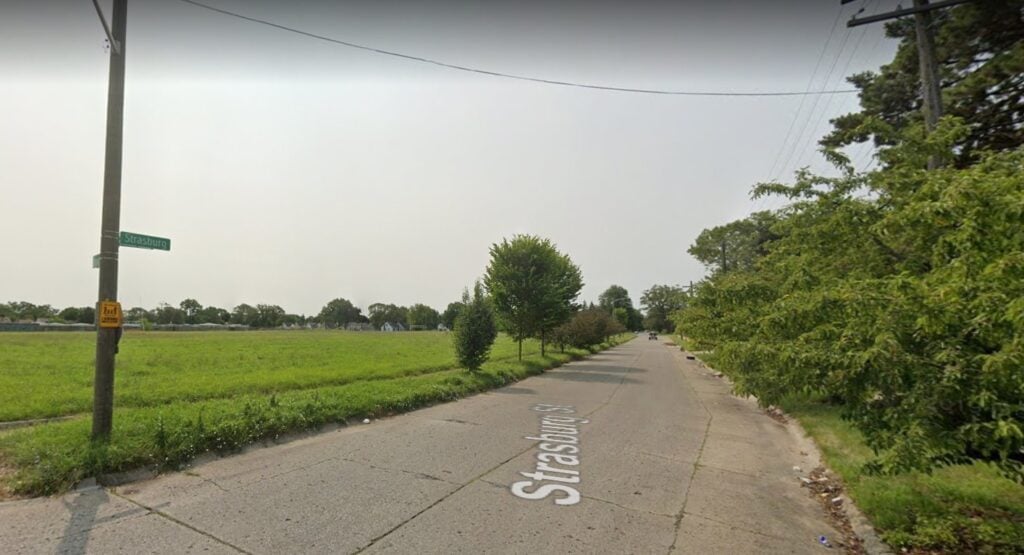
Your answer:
[677,124,1024,482]
[452,283,498,370]
[552,308,627,350]
[640,284,687,332]
[317,297,368,327]
[597,285,643,330]
[782,393,1024,553]
[483,235,583,358]
[406,303,441,330]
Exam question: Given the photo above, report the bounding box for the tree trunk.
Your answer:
[541,332,546,357]
[518,338,522,361]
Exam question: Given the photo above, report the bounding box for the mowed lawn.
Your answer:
[0,330,540,422]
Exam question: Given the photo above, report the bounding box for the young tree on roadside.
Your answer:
[453,282,497,371]
[484,235,582,360]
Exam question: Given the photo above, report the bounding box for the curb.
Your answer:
[677,345,892,555]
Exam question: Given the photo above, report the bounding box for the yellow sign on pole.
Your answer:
[99,301,122,328]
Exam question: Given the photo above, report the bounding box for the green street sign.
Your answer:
[119,231,171,251]
[92,254,101,269]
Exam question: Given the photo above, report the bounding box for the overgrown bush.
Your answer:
[677,122,1024,481]
[552,308,625,350]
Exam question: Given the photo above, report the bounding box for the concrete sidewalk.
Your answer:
[1,338,843,554]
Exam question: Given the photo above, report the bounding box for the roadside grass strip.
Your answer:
[779,394,1024,553]
[0,335,632,497]
[1,331,543,422]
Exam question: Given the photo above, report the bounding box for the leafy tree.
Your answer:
[231,304,258,326]
[822,0,1024,167]
[452,283,498,370]
[317,298,366,328]
[598,285,643,331]
[77,307,96,324]
[252,304,285,328]
[441,302,465,330]
[57,307,81,323]
[598,285,633,312]
[640,285,687,332]
[406,303,441,330]
[124,306,152,323]
[196,306,230,324]
[687,211,779,275]
[155,303,185,325]
[4,302,56,321]
[368,303,408,330]
[536,252,583,355]
[179,298,202,324]
[484,235,582,359]
[678,121,1024,482]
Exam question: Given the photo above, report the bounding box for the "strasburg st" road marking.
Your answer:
[510,403,588,506]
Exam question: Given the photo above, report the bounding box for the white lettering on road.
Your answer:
[510,403,588,506]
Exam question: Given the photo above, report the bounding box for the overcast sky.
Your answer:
[1,0,897,316]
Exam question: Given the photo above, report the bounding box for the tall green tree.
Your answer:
[231,304,258,326]
[640,285,687,332]
[687,211,779,275]
[484,235,582,359]
[598,285,633,312]
[318,298,366,328]
[368,303,408,330]
[179,298,202,324]
[406,303,441,330]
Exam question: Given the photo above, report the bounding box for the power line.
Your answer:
[791,20,871,172]
[773,11,856,180]
[764,2,846,181]
[177,0,859,98]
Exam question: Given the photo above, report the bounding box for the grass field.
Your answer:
[0,330,542,422]
[0,330,630,497]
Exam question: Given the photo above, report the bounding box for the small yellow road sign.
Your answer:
[99,301,123,328]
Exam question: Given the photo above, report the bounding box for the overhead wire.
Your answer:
[790,13,872,173]
[176,0,859,98]
[772,19,855,182]
[763,3,846,182]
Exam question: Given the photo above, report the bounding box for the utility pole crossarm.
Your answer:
[91,0,121,54]
[846,0,974,27]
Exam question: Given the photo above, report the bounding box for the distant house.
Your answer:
[345,322,374,331]
[381,322,406,332]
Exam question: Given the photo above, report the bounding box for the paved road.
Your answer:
[2,338,842,554]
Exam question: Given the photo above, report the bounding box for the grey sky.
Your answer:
[1,0,897,316]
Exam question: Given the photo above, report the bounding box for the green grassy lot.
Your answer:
[0,330,539,422]
[0,331,631,497]
[781,394,1024,553]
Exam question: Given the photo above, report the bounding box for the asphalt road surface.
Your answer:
[2,337,843,554]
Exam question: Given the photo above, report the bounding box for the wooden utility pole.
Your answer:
[92,0,128,440]
[845,0,972,169]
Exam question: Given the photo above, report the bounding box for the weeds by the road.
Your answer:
[0,333,632,497]
[780,394,1024,553]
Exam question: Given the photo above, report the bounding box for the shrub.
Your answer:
[453,282,498,370]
